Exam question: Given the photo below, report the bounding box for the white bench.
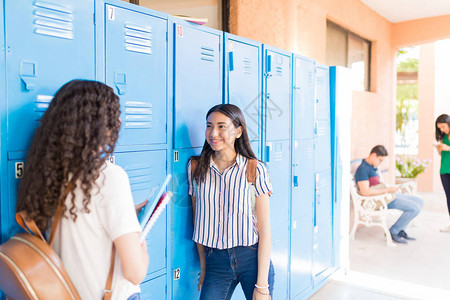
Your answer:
[349,160,418,247]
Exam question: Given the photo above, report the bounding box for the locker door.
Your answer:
[314,120,331,172]
[0,0,5,247]
[265,49,291,141]
[315,65,330,120]
[114,150,167,276]
[291,139,314,296]
[5,0,95,152]
[174,23,222,149]
[1,158,24,242]
[105,5,167,147]
[313,221,333,284]
[266,140,290,300]
[171,148,202,299]
[225,34,261,144]
[315,170,332,226]
[313,170,333,285]
[293,56,315,140]
[140,275,166,300]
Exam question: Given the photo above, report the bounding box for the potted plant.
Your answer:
[395,156,431,184]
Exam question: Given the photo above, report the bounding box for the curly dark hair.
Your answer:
[16,80,121,232]
[435,114,450,141]
[190,104,257,183]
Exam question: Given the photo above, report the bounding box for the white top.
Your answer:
[53,163,142,300]
[188,154,273,249]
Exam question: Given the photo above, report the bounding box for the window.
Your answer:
[129,0,224,31]
[326,21,371,91]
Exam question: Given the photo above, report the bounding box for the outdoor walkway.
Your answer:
[309,191,450,300]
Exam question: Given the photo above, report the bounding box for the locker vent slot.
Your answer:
[276,66,283,76]
[243,58,252,74]
[126,165,152,191]
[317,125,327,137]
[124,101,153,129]
[34,95,53,122]
[274,151,283,162]
[124,23,152,55]
[317,76,324,85]
[308,71,313,83]
[33,1,74,40]
[200,46,215,62]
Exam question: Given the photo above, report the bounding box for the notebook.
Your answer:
[138,174,172,242]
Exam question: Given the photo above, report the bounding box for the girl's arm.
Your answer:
[114,232,149,285]
[191,195,206,291]
[254,193,271,297]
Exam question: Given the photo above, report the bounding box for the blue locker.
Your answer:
[293,55,316,140]
[173,19,222,149]
[266,140,290,300]
[4,0,95,153]
[0,0,6,246]
[263,46,291,141]
[315,65,330,120]
[103,3,168,148]
[114,150,167,278]
[224,33,262,153]
[314,120,331,172]
[263,44,291,300]
[290,140,314,297]
[312,221,333,285]
[140,274,167,299]
[170,148,202,299]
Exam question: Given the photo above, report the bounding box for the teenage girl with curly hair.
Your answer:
[188,104,275,299]
[435,114,450,233]
[17,80,149,300]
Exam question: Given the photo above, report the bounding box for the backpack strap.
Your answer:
[246,159,258,184]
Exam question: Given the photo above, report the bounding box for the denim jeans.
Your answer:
[200,243,275,300]
[388,193,423,235]
[127,293,140,300]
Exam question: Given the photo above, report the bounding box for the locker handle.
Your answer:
[229,52,234,71]
[20,61,37,91]
[293,175,298,187]
[314,121,318,135]
[267,55,272,73]
[265,145,270,162]
[114,72,127,95]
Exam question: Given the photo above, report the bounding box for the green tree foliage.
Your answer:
[396,54,418,146]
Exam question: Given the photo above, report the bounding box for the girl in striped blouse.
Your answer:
[188,104,275,299]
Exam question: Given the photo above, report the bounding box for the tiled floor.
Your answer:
[309,191,450,300]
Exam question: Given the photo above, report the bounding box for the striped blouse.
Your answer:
[188,154,273,249]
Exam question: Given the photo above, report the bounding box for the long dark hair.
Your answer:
[17,80,121,231]
[191,104,256,183]
[435,114,450,141]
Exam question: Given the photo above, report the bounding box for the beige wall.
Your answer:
[418,43,436,192]
[393,15,450,49]
[230,0,397,181]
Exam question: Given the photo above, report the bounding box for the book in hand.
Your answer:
[173,14,208,25]
[140,191,172,243]
[138,174,172,242]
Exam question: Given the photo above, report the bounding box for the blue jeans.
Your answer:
[127,293,140,300]
[200,243,275,300]
[388,193,423,235]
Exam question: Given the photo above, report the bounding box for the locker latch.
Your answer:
[20,61,37,91]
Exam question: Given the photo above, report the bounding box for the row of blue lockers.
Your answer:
[0,0,344,299]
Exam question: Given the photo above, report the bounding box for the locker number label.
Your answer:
[15,162,24,179]
[177,25,183,37]
[229,41,234,51]
[174,268,180,280]
[108,6,116,21]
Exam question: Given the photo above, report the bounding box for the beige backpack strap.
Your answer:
[246,159,258,184]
